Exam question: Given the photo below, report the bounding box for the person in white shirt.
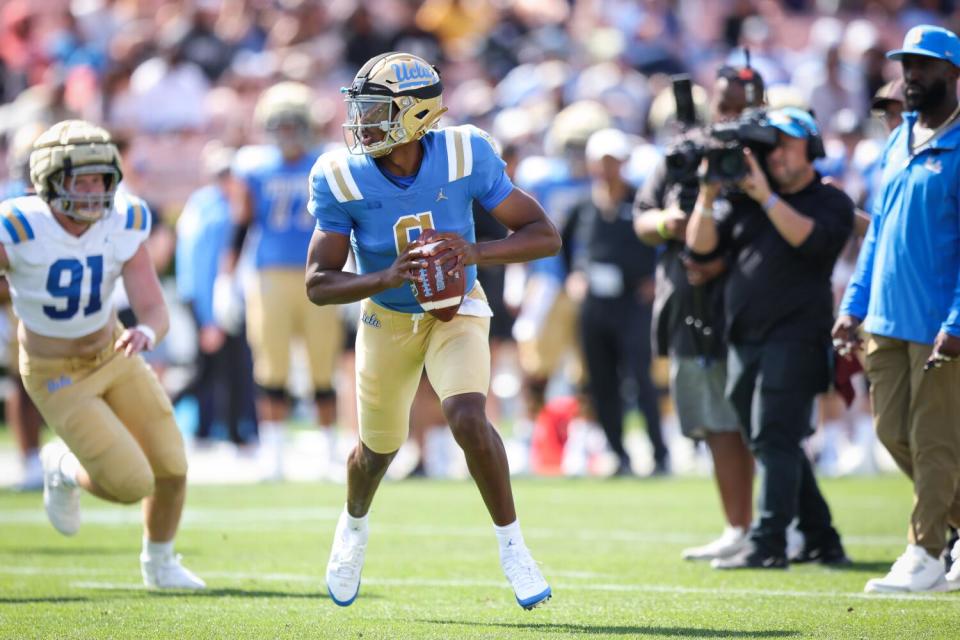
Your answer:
[0,120,204,589]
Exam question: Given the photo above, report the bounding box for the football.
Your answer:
[409,230,465,322]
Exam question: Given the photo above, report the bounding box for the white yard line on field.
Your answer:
[63,573,960,603]
[0,507,909,547]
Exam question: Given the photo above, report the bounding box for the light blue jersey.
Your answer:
[176,184,232,327]
[234,145,319,269]
[309,126,513,314]
[514,156,590,281]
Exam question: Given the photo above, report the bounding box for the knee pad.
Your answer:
[108,467,155,504]
[257,384,289,403]
[314,387,337,403]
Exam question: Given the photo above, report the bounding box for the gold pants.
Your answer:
[245,269,343,391]
[21,339,186,502]
[355,286,491,453]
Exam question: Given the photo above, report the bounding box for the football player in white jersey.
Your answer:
[307,52,560,609]
[0,120,204,589]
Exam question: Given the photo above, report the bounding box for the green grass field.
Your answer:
[0,475,957,639]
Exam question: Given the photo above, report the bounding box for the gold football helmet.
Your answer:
[29,120,122,222]
[342,52,447,157]
[545,100,612,157]
[253,82,313,134]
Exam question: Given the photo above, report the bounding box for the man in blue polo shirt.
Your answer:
[835,24,960,594]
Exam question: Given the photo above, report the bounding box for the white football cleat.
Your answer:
[15,452,44,492]
[864,544,946,593]
[682,526,749,561]
[946,538,960,591]
[326,511,367,606]
[41,441,81,536]
[500,543,551,610]
[141,553,206,589]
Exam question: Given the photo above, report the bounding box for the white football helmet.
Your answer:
[342,52,447,157]
[29,120,122,222]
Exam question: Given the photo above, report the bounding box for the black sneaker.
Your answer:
[793,541,852,566]
[711,547,788,570]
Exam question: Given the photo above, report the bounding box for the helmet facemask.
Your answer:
[342,52,447,158]
[254,82,316,158]
[264,114,312,157]
[50,163,121,223]
[29,120,124,223]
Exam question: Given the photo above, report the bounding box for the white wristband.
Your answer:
[135,324,156,350]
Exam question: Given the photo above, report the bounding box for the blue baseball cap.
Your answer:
[887,25,960,67]
[767,107,820,139]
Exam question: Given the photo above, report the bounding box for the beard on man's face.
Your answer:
[905,77,949,112]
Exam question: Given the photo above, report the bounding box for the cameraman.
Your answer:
[634,66,761,561]
[687,107,853,569]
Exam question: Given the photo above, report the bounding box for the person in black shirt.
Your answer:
[687,107,853,569]
[569,128,666,476]
[635,66,760,559]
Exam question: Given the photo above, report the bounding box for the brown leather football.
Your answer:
[409,229,465,322]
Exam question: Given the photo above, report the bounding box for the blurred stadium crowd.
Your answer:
[0,0,949,488]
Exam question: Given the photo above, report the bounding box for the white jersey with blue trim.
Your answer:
[0,192,151,338]
[309,125,514,313]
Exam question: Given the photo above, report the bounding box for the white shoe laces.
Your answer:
[330,533,365,580]
[502,547,544,593]
[888,546,929,576]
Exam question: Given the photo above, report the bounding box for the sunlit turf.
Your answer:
[1,475,957,639]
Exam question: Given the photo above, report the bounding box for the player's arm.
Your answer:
[305,228,427,306]
[436,188,561,268]
[222,177,253,274]
[117,243,169,356]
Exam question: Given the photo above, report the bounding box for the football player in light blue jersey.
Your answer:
[217,82,344,480]
[306,52,560,610]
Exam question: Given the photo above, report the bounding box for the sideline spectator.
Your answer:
[835,25,960,594]
[175,142,258,448]
[688,107,853,570]
[569,128,665,476]
[634,65,762,559]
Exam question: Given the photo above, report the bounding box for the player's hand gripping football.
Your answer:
[383,244,429,289]
[420,231,478,275]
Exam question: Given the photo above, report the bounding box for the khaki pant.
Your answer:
[865,334,960,557]
[516,290,582,384]
[355,285,491,454]
[245,269,343,392]
[20,337,186,503]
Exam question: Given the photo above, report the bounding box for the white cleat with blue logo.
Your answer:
[501,543,551,610]
[325,511,367,606]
